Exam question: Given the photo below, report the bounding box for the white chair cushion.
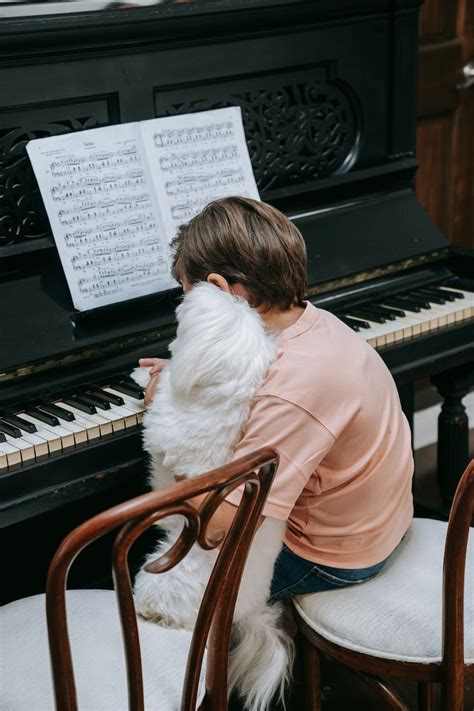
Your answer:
[294,518,474,664]
[0,589,206,711]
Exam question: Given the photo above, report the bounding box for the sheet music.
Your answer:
[139,107,260,241]
[27,108,260,312]
[27,123,175,311]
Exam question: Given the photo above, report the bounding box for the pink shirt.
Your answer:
[226,302,414,568]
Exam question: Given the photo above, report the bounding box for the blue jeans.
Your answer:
[269,544,389,600]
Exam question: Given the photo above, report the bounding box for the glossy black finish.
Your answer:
[40,404,75,422]
[2,415,37,434]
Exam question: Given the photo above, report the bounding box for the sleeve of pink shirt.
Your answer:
[225,395,335,520]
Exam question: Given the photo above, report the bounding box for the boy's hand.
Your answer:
[138,357,168,406]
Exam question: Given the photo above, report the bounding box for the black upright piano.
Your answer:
[1,0,472,602]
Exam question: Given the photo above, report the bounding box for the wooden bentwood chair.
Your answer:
[294,459,474,711]
[1,448,278,711]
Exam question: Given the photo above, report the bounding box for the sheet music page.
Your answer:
[139,107,260,242]
[26,123,176,312]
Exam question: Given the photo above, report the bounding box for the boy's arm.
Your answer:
[189,492,241,542]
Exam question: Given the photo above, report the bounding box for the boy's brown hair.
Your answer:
[170,196,307,310]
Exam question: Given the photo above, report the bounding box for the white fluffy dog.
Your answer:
[132,282,294,711]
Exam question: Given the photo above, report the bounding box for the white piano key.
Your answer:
[0,440,22,469]
[10,424,49,458]
[53,403,101,441]
[85,404,126,433]
[55,402,113,437]
[18,414,64,454]
[103,388,145,423]
[347,316,395,348]
[2,433,36,464]
[18,413,75,451]
[47,411,89,445]
[108,403,139,428]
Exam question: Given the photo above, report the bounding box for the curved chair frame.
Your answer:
[297,459,474,711]
[45,447,279,711]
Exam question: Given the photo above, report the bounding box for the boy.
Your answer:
[140,196,413,598]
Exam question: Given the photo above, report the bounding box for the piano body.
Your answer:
[0,0,472,602]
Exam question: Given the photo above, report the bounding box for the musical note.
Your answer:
[26,107,259,311]
[154,121,235,148]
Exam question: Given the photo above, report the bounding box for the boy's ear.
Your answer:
[206,273,232,293]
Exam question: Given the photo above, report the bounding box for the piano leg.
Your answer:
[431,363,473,510]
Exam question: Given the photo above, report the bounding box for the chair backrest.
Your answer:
[45,447,278,711]
[442,457,474,708]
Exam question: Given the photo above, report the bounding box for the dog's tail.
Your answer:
[228,602,294,711]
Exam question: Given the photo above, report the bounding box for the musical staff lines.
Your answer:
[26,108,259,311]
[164,168,244,197]
[50,145,140,176]
[159,145,239,173]
[51,169,145,201]
[154,121,235,148]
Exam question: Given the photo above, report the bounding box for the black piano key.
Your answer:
[439,286,464,299]
[348,309,387,324]
[338,316,360,331]
[0,432,6,443]
[87,387,124,406]
[24,408,60,426]
[435,286,459,301]
[374,304,406,317]
[3,415,37,433]
[400,295,431,309]
[110,381,144,400]
[0,420,22,438]
[40,403,75,422]
[118,377,145,397]
[411,289,446,304]
[62,397,97,415]
[77,393,111,410]
[363,305,397,320]
[383,298,422,313]
[340,315,371,329]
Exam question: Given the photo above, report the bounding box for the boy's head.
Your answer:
[170,196,307,311]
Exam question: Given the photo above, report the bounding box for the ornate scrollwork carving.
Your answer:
[159,75,359,194]
[0,116,102,247]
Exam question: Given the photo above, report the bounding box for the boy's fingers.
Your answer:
[144,374,160,406]
[139,358,159,367]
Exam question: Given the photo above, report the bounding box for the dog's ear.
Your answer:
[168,282,270,395]
[130,366,151,390]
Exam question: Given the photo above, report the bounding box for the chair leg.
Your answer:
[299,635,321,711]
[418,682,437,711]
[353,671,409,711]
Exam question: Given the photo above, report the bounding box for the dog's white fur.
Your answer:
[132,282,294,710]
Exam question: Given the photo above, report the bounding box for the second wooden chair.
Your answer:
[1,447,278,711]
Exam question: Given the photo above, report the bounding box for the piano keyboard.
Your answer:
[0,378,145,471]
[1,285,472,472]
[334,285,474,349]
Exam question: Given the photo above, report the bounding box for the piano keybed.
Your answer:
[1,281,472,474]
[319,283,474,349]
[0,378,145,471]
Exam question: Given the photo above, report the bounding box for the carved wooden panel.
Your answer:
[154,66,361,196]
[0,96,119,248]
